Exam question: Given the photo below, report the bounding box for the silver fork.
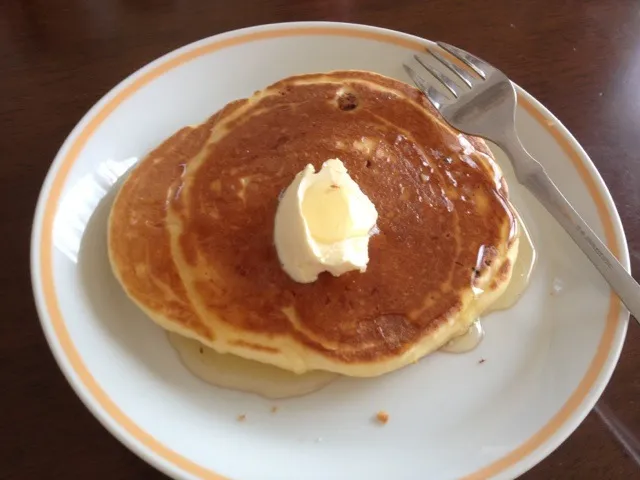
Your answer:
[404,43,640,322]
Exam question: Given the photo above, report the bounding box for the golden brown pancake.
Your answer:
[109,71,518,377]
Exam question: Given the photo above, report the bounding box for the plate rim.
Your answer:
[29,21,630,480]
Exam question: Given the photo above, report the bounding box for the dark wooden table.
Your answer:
[1,0,639,478]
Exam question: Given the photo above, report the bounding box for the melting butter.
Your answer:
[168,333,338,399]
[274,158,378,283]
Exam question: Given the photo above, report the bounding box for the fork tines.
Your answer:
[404,42,495,105]
[435,42,494,79]
[402,64,450,109]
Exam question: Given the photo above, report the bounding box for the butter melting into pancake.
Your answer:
[108,71,519,377]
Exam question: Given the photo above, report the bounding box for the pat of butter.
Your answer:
[274,158,378,283]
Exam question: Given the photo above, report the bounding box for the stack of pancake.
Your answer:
[108,71,518,377]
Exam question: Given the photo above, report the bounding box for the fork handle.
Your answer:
[502,136,640,322]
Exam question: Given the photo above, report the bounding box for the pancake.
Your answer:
[109,70,518,377]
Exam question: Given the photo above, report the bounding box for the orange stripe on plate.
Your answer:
[38,26,621,480]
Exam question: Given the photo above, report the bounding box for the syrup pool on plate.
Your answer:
[168,333,338,399]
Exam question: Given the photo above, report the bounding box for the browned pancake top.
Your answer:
[156,71,516,362]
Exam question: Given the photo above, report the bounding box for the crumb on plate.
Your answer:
[376,411,389,425]
[551,277,564,296]
[237,414,246,422]
[271,406,278,414]
[478,358,486,364]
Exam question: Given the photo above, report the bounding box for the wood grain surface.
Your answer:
[1,0,639,478]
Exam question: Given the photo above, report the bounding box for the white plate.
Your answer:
[31,22,630,480]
